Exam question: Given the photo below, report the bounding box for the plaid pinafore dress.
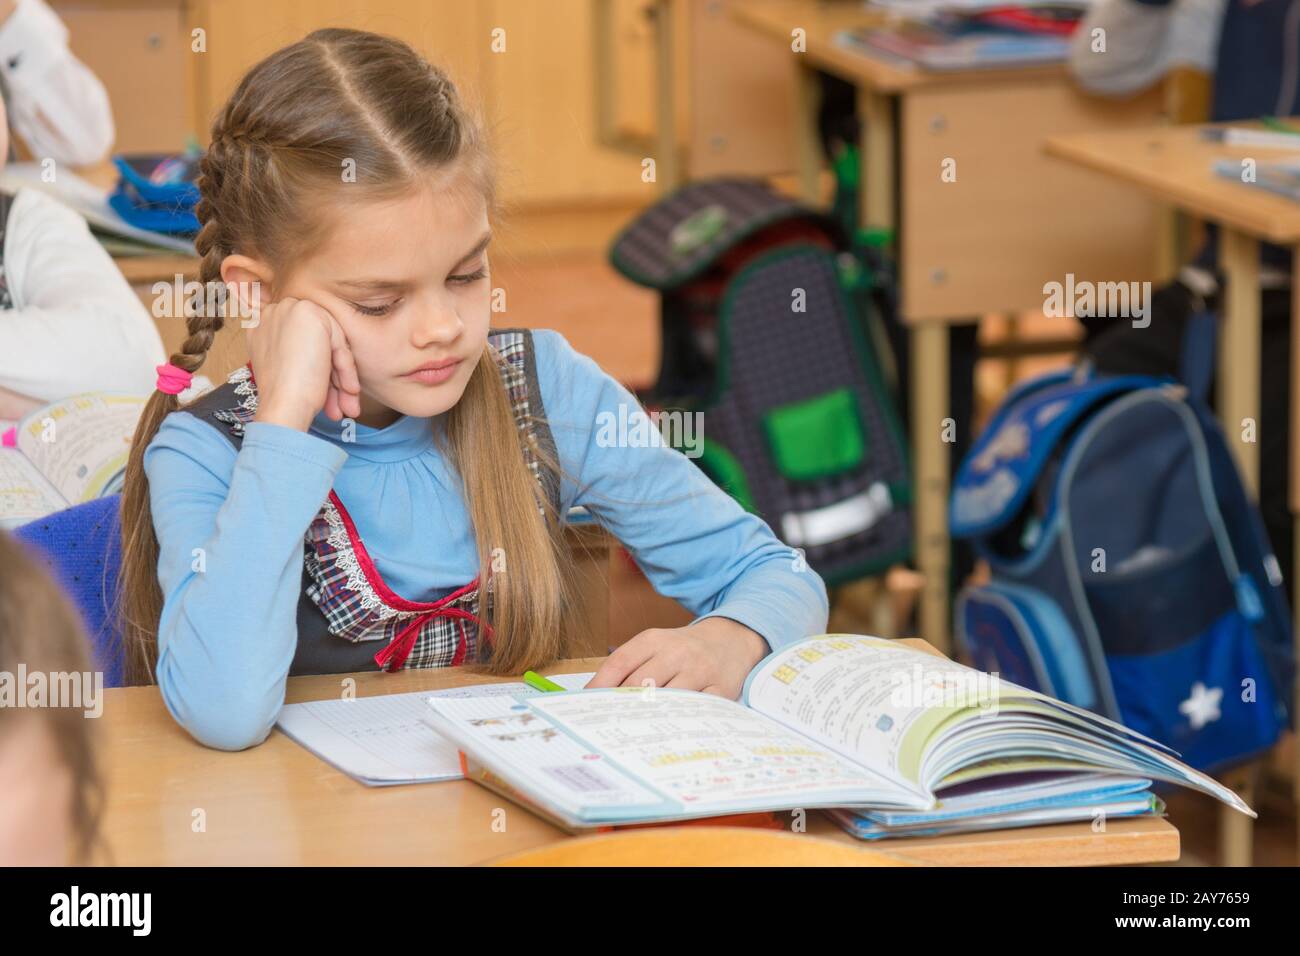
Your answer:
[179,328,560,675]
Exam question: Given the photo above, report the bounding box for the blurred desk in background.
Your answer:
[1047,121,1300,869]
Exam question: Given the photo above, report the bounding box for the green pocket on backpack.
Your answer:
[763,387,866,482]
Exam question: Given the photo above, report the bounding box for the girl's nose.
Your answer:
[410,301,464,347]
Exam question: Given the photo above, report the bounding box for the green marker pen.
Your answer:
[523,670,565,693]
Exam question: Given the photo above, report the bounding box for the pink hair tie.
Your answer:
[155,363,194,395]
[1,427,15,448]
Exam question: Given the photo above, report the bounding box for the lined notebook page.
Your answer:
[276,672,593,786]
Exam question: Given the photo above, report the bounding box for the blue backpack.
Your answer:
[951,367,1293,772]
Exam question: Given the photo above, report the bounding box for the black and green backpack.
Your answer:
[609,178,910,584]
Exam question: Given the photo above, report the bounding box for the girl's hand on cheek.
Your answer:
[587,618,770,700]
[247,297,361,431]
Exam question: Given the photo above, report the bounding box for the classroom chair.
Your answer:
[14,495,125,687]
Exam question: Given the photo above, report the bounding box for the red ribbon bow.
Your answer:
[373,603,493,672]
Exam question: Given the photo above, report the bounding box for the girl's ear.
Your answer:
[220,255,273,317]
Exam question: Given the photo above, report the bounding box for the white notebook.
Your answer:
[276,672,594,786]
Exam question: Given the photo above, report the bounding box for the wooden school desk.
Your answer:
[730,0,1167,652]
[94,639,1179,866]
[1046,122,1300,866]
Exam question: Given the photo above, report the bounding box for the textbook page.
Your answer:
[275,672,593,786]
[0,448,65,528]
[744,636,1254,817]
[432,687,919,823]
[742,635,1001,798]
[425,693,677,825]
[16,394,145,503]
[923,700,1255,815]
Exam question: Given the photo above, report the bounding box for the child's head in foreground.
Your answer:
[120,29,570,683]
[0,531,103,864]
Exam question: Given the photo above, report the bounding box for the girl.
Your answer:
[0,531,103,864]
[119,29,828,752]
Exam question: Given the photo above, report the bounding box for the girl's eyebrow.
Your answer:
[453,230,493,268]
[335,277,410,292]
[334,231,492,291]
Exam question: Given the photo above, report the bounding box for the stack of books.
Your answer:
[839,3,1089,72]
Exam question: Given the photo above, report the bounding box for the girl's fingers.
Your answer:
[334,346,361,399]
[324,313,362,396]
[587,636,657,688]
[624,660,680,692]
[665,674,704,690]
[323,385,341,421]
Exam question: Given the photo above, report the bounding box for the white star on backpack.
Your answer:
[1179,682,1223,731]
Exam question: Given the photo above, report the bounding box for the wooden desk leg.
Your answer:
[857,86,894,233]
[1219,230,1261,494]
[795,62,822,205]
[913,321,950,653]
[1156,207,1183,285]
[1218,228,1261,867]
[1218,764,1258,868]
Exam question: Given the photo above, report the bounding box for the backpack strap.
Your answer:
[951,373,1161,539]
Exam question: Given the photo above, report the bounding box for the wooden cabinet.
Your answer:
[686,0,797,179]
[55,0,799,207]
[53,0,193,153]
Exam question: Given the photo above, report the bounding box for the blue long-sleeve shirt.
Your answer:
[144,330,829,750]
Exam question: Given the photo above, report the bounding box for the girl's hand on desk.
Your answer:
[587,617,770,700]
[248,296,361,431]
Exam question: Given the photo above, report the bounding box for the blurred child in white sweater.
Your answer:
[0,92,163,424]
[0,0,115,165]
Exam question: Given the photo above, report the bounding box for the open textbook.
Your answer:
[0,393,145,529]
[424,635,1250,835]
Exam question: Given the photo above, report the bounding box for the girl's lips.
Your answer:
[403,359,462,385]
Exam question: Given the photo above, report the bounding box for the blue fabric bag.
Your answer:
[108,153,201,235]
